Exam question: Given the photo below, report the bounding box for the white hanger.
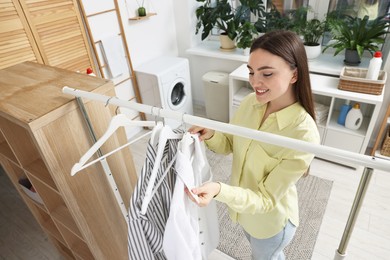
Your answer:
[144,132,201,208]
[71,114,156,176]
[140,125,183,214]
[150,121,164,146]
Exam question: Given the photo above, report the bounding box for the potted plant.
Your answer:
[236,20,258,54]
[323,15,389,65]
[256,4,291,33]
[302,18,326,60]
[195,0,265,51]
[136,0,146,17]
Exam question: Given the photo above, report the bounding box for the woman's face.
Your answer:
[247,48,297,110]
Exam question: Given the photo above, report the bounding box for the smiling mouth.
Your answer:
[256,89,269,95]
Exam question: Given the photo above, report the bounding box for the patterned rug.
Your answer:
[206,150,333,260]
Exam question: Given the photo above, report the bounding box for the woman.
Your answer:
[188,30,320,259]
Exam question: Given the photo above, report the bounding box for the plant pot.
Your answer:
[243,48,250,56]
[344,49,361,66]
[304,44,322,60]
[138,7,146,17]
[219,33,235,51]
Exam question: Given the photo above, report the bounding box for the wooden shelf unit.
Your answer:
[0,61,138,259]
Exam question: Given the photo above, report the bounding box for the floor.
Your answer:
[1,104,389,260]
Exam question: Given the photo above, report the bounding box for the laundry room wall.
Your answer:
[85,0,241,114]
[115,0,179,68]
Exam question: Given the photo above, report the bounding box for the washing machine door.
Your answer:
[168,78,187,110]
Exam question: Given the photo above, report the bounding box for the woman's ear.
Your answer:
[290,69,298,84]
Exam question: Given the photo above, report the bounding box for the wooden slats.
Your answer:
[0,0,41,69]
[20,0,95,72]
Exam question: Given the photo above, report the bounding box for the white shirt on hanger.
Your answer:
[163,133,219,260]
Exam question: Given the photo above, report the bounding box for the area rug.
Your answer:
[206,150,333,260]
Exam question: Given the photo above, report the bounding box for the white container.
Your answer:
[366,51,382,80]
[345,103,363,130]
[202,71,229,122]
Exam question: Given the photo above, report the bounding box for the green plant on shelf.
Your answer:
[136,0,146,16]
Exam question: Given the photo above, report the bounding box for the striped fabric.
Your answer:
[128,133,182,260]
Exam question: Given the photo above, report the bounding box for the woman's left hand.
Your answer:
[185,182,221,207]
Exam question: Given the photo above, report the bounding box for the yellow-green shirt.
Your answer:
[205,93,320,239]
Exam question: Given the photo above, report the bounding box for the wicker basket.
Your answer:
[380,126,390,157]
[338,67,387,95]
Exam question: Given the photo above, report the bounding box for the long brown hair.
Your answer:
[250,30,316,122]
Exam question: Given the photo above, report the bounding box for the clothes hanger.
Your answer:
[148,132,200,204]
[150,121,164,146]
[71,114,156,176]
[175,132,200,203]
[73,130,153,174]
[140,125,184,214]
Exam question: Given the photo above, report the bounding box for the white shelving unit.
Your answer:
[229,64,384,166]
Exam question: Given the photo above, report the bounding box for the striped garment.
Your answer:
[128,133,182,260]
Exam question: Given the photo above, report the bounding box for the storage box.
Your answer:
[338,67,387,95]
[18,178,44,204]
[380,126,390,157]
[202,71,229,122]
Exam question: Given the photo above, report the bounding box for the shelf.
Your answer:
[1,161,25,184]
[187,41,371,75]
[52,205,83,239]
[0,137,18,164]
[129,12,156,20]
[21,192,47,212]
[26,177,81,237]
[328,111,369,136]
[27,203,66,246]
[55,243,74,259]
[19,178,44,205]
[25,159,57,191]
[42,217,67,245]
[0,117,42,168]
[56,221,93,260]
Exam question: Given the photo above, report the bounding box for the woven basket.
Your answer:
[380,126,390,157]
[338,67,387,95]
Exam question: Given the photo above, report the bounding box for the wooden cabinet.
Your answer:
[0,62,137,259]
[229,64,384,166]
[0,0,95,73]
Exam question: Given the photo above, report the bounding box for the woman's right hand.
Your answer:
[188,125,215,141]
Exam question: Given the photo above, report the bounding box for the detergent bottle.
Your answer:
[337,100,352,126]
[345,103,363,130]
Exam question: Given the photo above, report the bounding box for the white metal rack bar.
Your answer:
[63,86,390,260]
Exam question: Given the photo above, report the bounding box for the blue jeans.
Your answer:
[244,220,296,260]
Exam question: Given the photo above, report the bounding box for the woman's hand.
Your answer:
[185,182,221,207]
[188,125,215,141]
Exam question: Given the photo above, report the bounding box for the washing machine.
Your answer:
[135,56,193,129]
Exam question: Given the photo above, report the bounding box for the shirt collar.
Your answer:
[252,99,304,130]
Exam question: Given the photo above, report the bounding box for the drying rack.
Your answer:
[63,86,390,260]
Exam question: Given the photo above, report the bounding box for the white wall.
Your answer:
[116,0,179,69]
